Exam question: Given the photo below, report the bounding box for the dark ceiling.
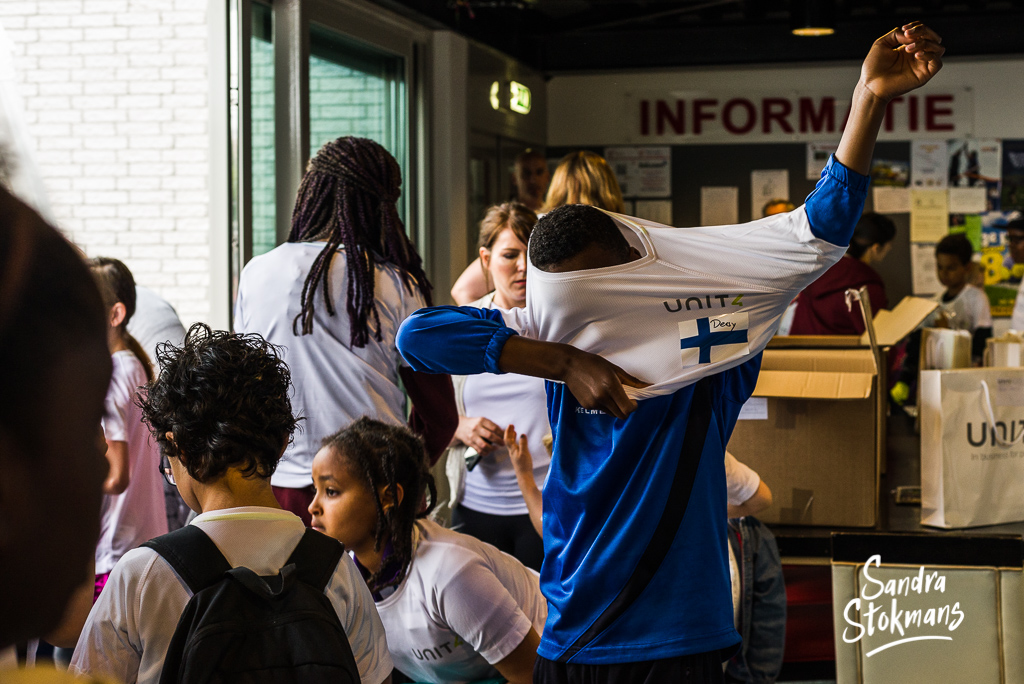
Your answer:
[379,0,1024,72]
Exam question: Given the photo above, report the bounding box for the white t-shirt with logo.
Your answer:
[924,284,992,333]
[460,294,552,516]
[71,508,392,684]
[376,519,547,684]
[97,351,168,575]
[234,242,426,488]
[504,209,847,400]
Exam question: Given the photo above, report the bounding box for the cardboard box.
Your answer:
[727,295,937,527]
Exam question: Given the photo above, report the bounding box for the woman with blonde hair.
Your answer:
[451,150,624,304]
[541,150,624,214]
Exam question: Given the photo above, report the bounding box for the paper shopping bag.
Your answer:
[921,368,1024,528]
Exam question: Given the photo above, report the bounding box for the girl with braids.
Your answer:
[235,136,457,526]
[310,418,545,684]
[88,257,168,602]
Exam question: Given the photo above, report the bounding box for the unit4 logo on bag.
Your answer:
[842,555,964,658]
[679,312,750,366]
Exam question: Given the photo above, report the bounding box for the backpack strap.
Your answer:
[284,528,346,591]
[142,525,232,594]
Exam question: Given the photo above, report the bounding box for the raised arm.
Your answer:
[836,23,944,176]
[804,23,944,247]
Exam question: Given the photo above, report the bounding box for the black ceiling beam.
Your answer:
[534,12,1024,71]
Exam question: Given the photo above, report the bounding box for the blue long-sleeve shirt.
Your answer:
[397,156,868,663]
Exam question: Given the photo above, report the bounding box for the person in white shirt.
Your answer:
[235,136,456,526]
[309,418,544,684]
[449,202,550,570]
[88,258,168,600]
[71,324,392,684]
[892,233,994,404]
[928,234,993,351]
[127,285,191,531]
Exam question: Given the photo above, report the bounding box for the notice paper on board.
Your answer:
[948,187,987,214]
[751,169,789,220]
[737,397,768,420]
[700,186,738,226]
[911,243,943,296]
[910,189,949,243]
[911,140,949,189]
[873,186,910,214]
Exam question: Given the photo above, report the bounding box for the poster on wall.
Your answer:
[910,189,949,243]
[873,187,910,214]
[911,140,949,188]
[604,146,671,197]
[911,243,943,296]
[871,159,910,187]
[750,169,788,220]
[806,142,839,180]
[700,186,738,226]
[979,211,1024,317]
[1001,140,1024,212]
[948,138,1002,212]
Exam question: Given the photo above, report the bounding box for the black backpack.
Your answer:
[142,525,361,684]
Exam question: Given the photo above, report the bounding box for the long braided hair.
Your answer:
[321,417,437,595]
[288,137,432,347]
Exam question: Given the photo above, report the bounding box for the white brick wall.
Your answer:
[2,0,211,324]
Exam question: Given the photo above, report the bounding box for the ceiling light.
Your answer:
[791,0,835,36]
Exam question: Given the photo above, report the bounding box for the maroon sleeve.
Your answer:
[399,366,458,466]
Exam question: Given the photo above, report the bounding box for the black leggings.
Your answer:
[534,651,725,684]
[450,505,544,571]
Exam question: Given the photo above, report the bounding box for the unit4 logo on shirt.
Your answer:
[679,312,750,366]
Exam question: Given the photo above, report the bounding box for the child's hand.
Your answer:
[861,23,944,102]
[505,424,534,480]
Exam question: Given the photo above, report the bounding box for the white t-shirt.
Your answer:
[504,209,846,400]
[460,295,551,516]
[127,286,187,368]
[725,452,762,629]
[725,451,762,507]
[1011,279,1024,332]
[234,242,426,488]
[923,284,992,333]
[376,520,546,684]
[71,507,392,684]
[97,351,168,575]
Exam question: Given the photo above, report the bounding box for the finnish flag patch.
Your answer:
[679,312,750,366]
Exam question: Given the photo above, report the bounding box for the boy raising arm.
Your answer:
[399,24,943,683]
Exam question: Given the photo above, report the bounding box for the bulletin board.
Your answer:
[548,142,915,306]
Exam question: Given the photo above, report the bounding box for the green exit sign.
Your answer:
[490,80,532,115]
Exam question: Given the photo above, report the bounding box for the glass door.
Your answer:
[308,24,407,221]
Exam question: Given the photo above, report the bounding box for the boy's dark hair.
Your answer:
[288,136,432,346]
[321,418,436,595]
[848,212,897,259]
[139,323,299,483]
[529,204,631,272]
[1007,218,1024,234]
[935,233,974,266]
